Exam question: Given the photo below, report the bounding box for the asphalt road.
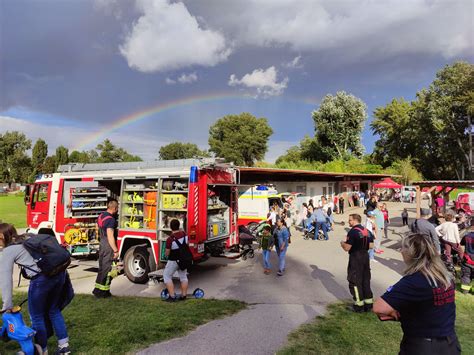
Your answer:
[12,201,420,354]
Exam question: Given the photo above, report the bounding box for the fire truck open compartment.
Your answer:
[27,159,239,283]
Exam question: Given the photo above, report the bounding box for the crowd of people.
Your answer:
[1,189,472,354]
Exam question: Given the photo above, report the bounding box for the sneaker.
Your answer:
[178,295,187,301]
[165,296,177,302]
[54,346,71,355]
[277,270,283,276]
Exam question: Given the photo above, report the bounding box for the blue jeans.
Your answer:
[28,272,69,349]
[315,221,329,240]
[368,248,374,260]
[278,249,287,271]
[262,249,271,269]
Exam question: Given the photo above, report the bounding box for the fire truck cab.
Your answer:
[25,159,239,283]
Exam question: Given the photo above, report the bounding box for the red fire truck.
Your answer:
[24,159,239,283]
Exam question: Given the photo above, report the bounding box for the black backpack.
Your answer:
[22,234,71,277]
[174,237,193,270]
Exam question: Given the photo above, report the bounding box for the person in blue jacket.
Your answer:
[273,219,290,276]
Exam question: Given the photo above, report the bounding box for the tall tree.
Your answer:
[371,61,474,179]
[159,142,210,160]
[69,150,94,163]
[0,131,32,185]
[208,113,273,166]
[42,156,57,174]
[96,139,142,163]
[31,138,48,177]
[55,146,69,166]
[371,98,414,167]
[312,91,367,160]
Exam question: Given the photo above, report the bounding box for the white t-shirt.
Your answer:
[435,222,460,244]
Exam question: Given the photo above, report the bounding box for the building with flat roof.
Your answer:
[239,166,393,203]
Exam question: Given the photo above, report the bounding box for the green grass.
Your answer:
[279,291,473,355]
[1,293,246,354]
[0,194,27,228]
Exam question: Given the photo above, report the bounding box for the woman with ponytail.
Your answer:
[373,233,460,354]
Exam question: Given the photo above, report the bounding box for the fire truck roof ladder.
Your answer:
[58,158,230,173]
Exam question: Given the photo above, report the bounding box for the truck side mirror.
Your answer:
[24,185,31,205]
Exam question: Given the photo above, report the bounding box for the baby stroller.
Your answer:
[303,221,324,240]
[238,225,256,260]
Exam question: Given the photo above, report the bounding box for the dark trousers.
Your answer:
[347,251,373,307]
[93,242,114,296]
[460,261,473,293]
[29,273,68,349]
[399,335,461,355]
[402,217,408,226]
[339,204,344,214]
[441,240,464,262]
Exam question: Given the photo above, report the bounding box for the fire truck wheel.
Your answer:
[123,246,156,284]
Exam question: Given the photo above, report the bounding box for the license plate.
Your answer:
[197,244,205,253]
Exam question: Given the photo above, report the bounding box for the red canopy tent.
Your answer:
[373,178,402,189]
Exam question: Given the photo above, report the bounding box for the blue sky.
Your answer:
[1,0,473,162]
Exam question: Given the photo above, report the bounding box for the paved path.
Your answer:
[12,202,422,354]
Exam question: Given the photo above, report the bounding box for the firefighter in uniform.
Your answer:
[340,213,374,312]
[460,219,474,294]
[92,199,119,298]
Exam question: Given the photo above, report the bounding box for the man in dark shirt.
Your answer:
[460,219,474,294]
[340,213,374,312]
[92,199,119,298]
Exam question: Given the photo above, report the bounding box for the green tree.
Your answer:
[371,61,474,179]
[159,142,210,160]
[42,156,57,174]
[385,158,423,185]
[0,131,32,185]
[31,138,48,178]
[312,91,367,160]
[69,150,92,163]
[96,139,142,163]
[208,113,273,166]
[55,146,69,166]
[371,98,414,167]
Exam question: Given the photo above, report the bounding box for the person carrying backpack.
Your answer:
[163,219,191,302]
[0,223,71,354]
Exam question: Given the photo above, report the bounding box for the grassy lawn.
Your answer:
[279,291,473,355]
[0,194,27,228]
[1,293,246,354]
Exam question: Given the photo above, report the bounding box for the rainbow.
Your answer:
[73,92,318,151]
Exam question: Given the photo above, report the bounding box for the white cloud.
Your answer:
[93,0,123,20]
[120,0,231,73]
[165,72,198,84]
[228,66,288,98]
[195,0,473,60]
[283,56,303,69]
[177,72,198,84]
